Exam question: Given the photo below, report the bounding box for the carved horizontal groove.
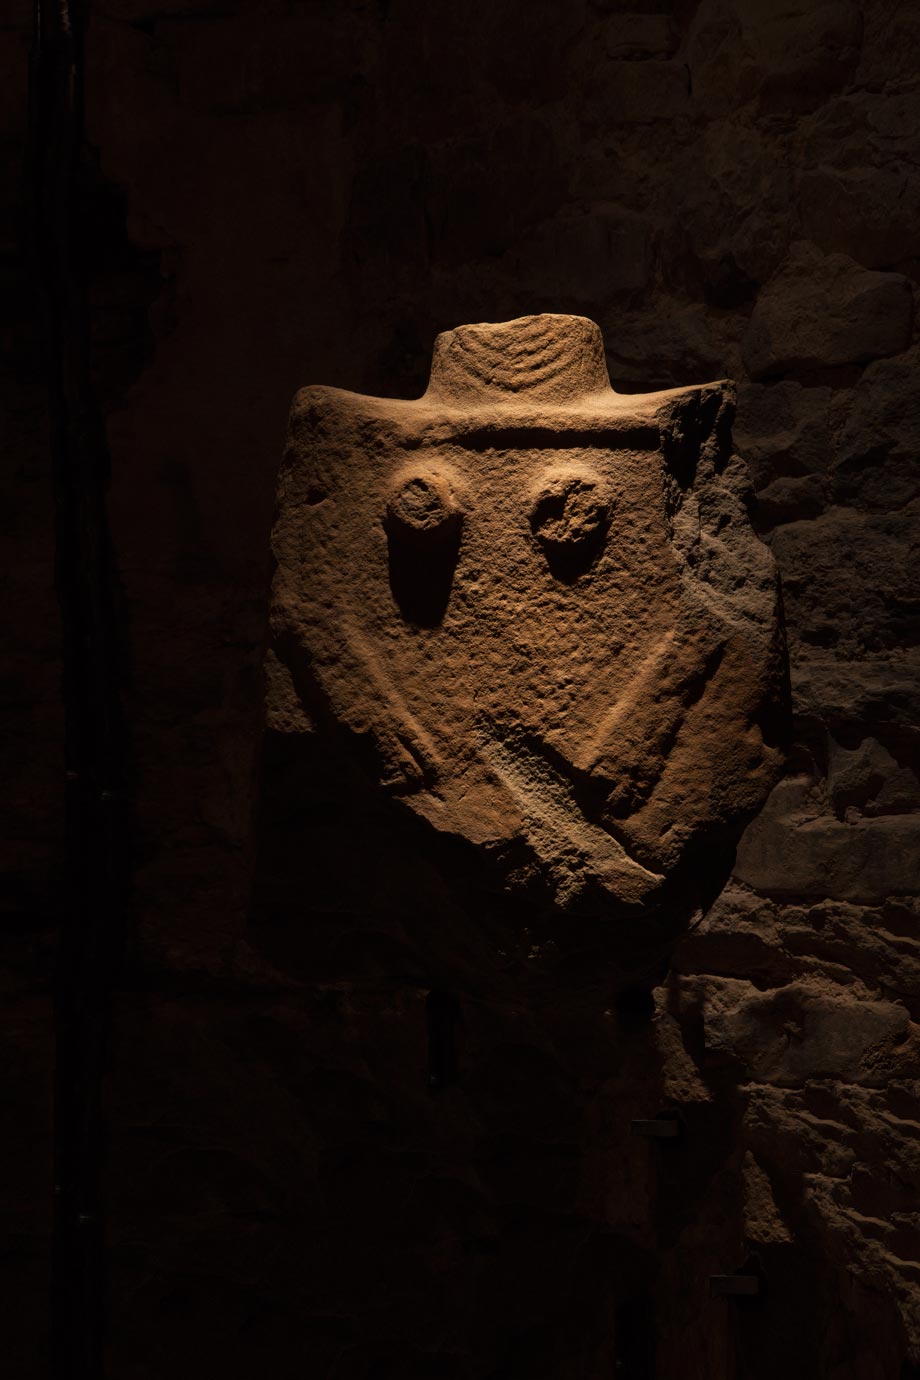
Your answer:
[442,425,661,452]
[454,325,557,368]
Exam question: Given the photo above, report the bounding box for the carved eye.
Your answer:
[385,473,464,549]
[384,469,466,626]
[529,470,611,566]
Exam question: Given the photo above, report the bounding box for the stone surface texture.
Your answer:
[270,313,784,941]
[3,0,920,1377]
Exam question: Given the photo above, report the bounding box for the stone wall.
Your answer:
[4,0,920,1376]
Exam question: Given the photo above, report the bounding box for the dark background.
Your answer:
[4,0,920,1376]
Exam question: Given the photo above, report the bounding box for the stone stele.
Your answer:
[268,314,787,943]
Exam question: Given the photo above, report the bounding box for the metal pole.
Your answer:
[29,2,129,1374]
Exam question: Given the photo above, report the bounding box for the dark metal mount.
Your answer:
[709,1274,761,1298]
[30,0,131,1375]
[630,1111,681,1140]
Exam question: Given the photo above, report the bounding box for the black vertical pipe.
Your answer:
[426,989,460,1089]
[29,2,128,1375]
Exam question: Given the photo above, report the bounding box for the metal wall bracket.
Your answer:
[709,1274,761,1298]
[630,1113,681,1140]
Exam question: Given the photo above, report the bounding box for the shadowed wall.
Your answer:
[3,1,919,1376]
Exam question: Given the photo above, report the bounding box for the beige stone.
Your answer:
[269,314,785,929]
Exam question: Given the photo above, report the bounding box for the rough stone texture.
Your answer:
[269,314,784,946]
[3,0,920,1375]
[742,242,913,379]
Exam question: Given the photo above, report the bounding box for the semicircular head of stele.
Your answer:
[271,315,786,918]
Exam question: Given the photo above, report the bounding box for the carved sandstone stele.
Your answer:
[268,315,786,951]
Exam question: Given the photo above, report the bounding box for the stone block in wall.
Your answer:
[828,735,920,820]
[799,165,920,271]
[742,242,913,379]
[604,14,677,60]
[603,61,690,123]
[662,119,794,288]
[601,295,733,387]
[695,974,916,1085]
[770,505,920,653]
[744,1080,920,1348]
[828,345,920,512]
[742,0,862,114]
[751,474,826,531]
[511,208,651,301]
[687,0,861,118]
[675,882,920,1003]
[792,652,920,731]
[733,776,920,903]
[735,380,833,491]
